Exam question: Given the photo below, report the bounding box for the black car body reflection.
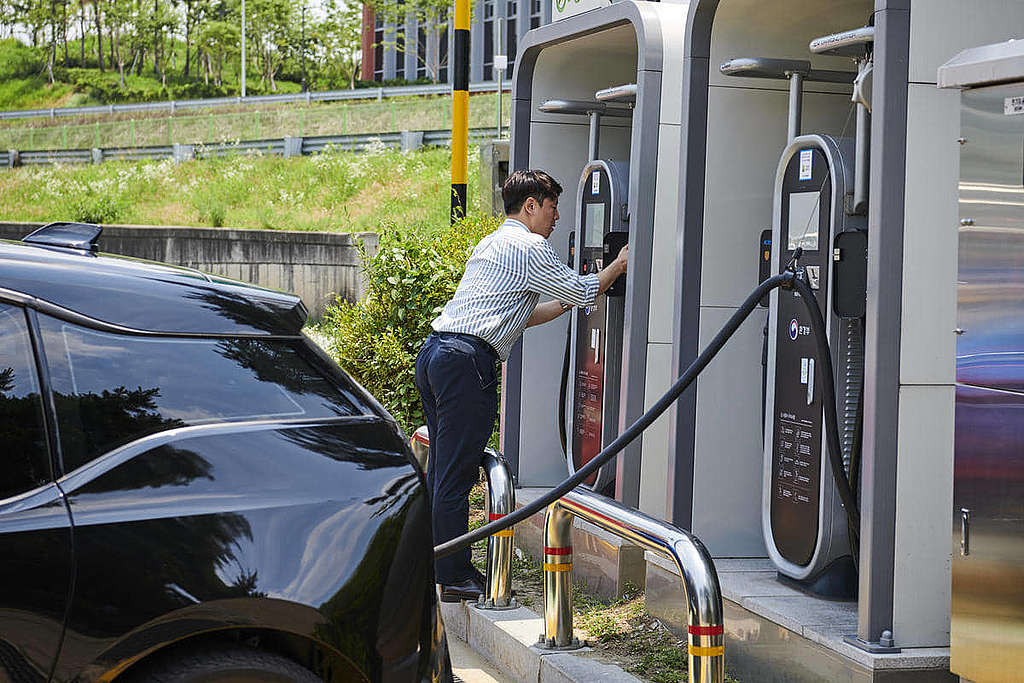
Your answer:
[0,226,447,683]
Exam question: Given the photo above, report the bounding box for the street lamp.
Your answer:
[301,4,307,92]
[241,0,246,98]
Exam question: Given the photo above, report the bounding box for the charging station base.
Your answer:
[776,556,858,601]
[644,555,953,683]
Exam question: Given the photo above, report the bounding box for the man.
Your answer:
[414,169,629,602]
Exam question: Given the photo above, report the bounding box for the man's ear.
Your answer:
[524,197,537,215]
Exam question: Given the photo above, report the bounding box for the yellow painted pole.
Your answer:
[450,0,470,223]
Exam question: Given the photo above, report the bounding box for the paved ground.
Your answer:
[449,634,510,683]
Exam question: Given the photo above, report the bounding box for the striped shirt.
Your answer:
[432,218,600,361]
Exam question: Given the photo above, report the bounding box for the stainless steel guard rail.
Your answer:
[542,488,724,683]
[410,426,517,609]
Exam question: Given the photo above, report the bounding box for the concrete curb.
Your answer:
[441,600,642,683]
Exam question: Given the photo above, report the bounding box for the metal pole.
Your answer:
[541,489,725,683]
[301,4,307,93]
[240,0,246,98]
[853,100,870,215]
[787,71,803,143]
[450,0,469,223]
[480,449,516,608]
[542,502,576,648]
[588,111,600,160]
[495,17,503,140]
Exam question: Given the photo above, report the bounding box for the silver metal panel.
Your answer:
[892,385,955,647]
[898,84,959,386]
[952,81,1024,682]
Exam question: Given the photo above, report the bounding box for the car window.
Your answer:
[0,305,51,498]
[39,315,372,473]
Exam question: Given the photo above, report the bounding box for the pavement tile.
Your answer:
[540,653,640,683]
[741,595,858,636]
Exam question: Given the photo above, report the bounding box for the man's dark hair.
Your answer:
[502,170,563,215]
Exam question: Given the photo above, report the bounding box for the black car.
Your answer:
[0,223,449,682]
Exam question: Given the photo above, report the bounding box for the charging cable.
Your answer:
[435,262,859,559]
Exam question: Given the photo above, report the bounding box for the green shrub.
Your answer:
[319,213,501,435]
[0,39,44,80]
[65,189,125,224]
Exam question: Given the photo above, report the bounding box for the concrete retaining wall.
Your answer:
[0,221,376,319]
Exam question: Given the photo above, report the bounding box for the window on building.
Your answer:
[530,0,541,29]
[482,0,495,81]
[506,17,517,73]
[438,9,449,83]
[395,0,406,81]
[395,31,406,80]
[373,15,384,81]
[417,24,428,79]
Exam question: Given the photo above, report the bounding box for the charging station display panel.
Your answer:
[771,150,832,566]
[572,171,612,486]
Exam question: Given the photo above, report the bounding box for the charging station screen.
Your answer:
[787,192,820,251]
[585,203,605,248]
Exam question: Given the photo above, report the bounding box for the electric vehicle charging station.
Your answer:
[535,97,632,493]
[502,1,688,518]
[721,29,874,598]
[500,1,1024,679]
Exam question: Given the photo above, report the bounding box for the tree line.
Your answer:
[0,0,365,92]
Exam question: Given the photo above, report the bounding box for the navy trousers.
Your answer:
[414,331,500,584]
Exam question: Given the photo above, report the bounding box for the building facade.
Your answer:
[360,0,552,85]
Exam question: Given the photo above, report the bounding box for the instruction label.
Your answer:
[1005,96,1024,116]
[592,170,601,195]
[798,149,813,180]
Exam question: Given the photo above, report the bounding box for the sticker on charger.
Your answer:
[592,170,601,195]
[798,149,813,180]
[806,358,815,405]
[1005,96,1024,116]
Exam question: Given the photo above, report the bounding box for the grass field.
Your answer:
[0,92,511,151]
[0,142,485,232]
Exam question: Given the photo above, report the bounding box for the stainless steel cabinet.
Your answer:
[953,81,1024,683]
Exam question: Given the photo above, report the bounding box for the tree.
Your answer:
[197,19,237,85]
[319,0,361,89]
[105,0,131,86]
[246,0,293,92]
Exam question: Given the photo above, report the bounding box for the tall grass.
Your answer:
[0,142,485,233]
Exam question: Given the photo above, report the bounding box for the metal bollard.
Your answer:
[540,488,725,683]
[410,426,516,609]
[477,447,517,609]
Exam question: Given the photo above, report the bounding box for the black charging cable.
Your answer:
[435,262,859,559]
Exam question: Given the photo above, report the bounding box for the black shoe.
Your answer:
[439,576,485,603]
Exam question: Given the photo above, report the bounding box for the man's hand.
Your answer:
[597,244,628,295]
[614,245,628,272]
